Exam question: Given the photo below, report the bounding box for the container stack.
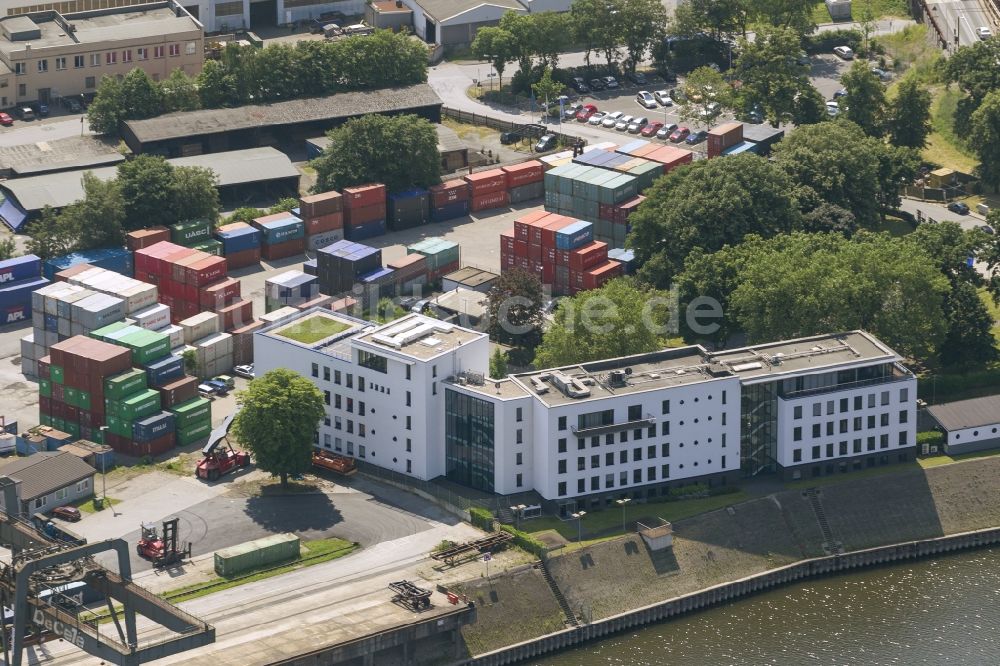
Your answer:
[302,258,317,276]
[2,255,49,373]
[178,312,234,378]
[608,248,636,274]
[429,179,470,222]
[358,267,397,307]
[230,320,264,366]
[707,122,744,158]
[502,160,545,205]
[387,189,430,231]
[43,248,133,280]
[265,270,319,312]
[598,195,646,248]
[387,254,428,298]
[615,141,693,172]
[342,184,387,241]
[170,219,221,256]
[465,169,509,213]
[299,191,345,251]
[572,149,665,192]
[406,238,460,286]
[503,211,621,295]
[169,396,213,446]
[252,212,307,261]
[214,222,262,270]
[134,242,236,324]
[316,240,382,296]
[126,227,171,252]
[59,266,159,316]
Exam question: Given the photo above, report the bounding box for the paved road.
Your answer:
[927,0,994,49]
[898,196,988,230]
[0,115,92,147]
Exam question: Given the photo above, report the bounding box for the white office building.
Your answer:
[255,309,917,513]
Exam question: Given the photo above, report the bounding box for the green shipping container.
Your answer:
[52,417,66,432]
[50,365,64,384]
[38,379,52,398]
[119,389,161,421]
[77,389,91,410]
[169,397,212,429]
[214,533,300,578]
[192,239,223,256]
[90,321,131,342]
[106,414,134,439]
[598,174,639,206]
[628,160,663,192]
[64,387,80,407]
[118,329,170,365]
[105,368,149,402]
[171,219,214,247]
[39,414,52,427]
[176,418,213,446]
[64,422,81,439]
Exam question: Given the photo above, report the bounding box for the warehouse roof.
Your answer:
[435,124,466,154]
[123,84,442,144]
[0,451,94,501]
[0,147,298,212]
[0,136,125,176]
[415,0,526,22]
[927,395,1000,432]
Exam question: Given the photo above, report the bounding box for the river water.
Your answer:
[531,548,1000,665]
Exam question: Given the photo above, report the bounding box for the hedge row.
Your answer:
[499,524,547,558]
[470,506,494,531]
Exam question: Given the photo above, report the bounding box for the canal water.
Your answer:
[531,548,1000,665]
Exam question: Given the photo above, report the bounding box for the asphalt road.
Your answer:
[927,0,994,49]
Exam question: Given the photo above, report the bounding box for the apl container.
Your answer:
[0,255,41,284]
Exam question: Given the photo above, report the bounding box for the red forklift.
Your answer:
[136,518,191,567]
[195,411,251,481]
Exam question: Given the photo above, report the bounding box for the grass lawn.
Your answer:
[811,0,909,24]
[925,87,977,173]
[981,287,1000,343]
[918,447,1000,469]
[275,315,349,344]
[73,497,121,514]
[873,214,916,237]
[527,491,748,542]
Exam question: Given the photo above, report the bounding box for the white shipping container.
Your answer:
[307,229,344,251]
[40,330,59,347]
[20,333,35,361]
[31,311,44,329]
[42,285,79,316]
[32,283,67,313]
[56,287,93,319]
[72,293,126,330]
[70,322,85,337]
[33,343,45,361]
[180,312,220,345]
[57,317,71,337]
[119,283,158,314]
[197,332,234,355]
[161,324,184,350]
[20,357,37,377]
[132,303,170,330]
[259,306,300,324]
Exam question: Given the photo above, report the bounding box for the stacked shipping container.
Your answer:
[170,219,220,256]
[707,122,744,158]
[265,270,319,312]
[502,161,545,205]
[387,189,430,231]
[299,191,345,251]
[316,240,382,296]
[4,255,50,375]
[464,169,509,213]
[214,222,262,270]
[43,248,133,280]
[342,184,387,241]
[134,242,237,324]
[406,238,460,287]
[429,179,470,222]
[126,227,171,252]
[252,212,307,261]
[387,254,428,297]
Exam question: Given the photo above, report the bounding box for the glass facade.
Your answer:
[445,389,496,492]
[741,381,778,477]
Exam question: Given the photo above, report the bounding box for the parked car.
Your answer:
[833,88,848,98]
[17,107,34,121]
[212,375,236,390]
[535,133,558,152]
[977,26,993,39]
[947,201,971,215]
[614,114,634,131]
[571,77,590,93]
[670,88,687,103]
[576,103,599,121]
[627,116,649,133]
[563,102,584,120]
[588,111,607,125]
[826,101,840,117]
[233,364,255,379]
[871,67,891,81]
[589,78,606,91]
[625,71,648,85]
[654,90,673,106]
[204,379,229,396]
[499,131,521,144]
[669,126,690,142]
[31,102,49,117]
[197,383,217,399]
[601,111,624,128]
[833,46,854,60]
[51,506,81,522]
[641,121,664,137]
[602,76,620,89]
[655,123,678,140]
[63,96,83,113]
[977,224,995,234]
[698,102,720,118]
[0,113,12,126]
[636,90,657,109]
[410,298,430,313]
[685,129,708,144]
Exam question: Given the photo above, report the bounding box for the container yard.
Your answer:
[343,183,388,241]
[42,247,134,280]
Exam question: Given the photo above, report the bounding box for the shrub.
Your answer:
[803,29,863,55]
[470,506,495,531]
[917,430,944,447]
[499,524,546,557]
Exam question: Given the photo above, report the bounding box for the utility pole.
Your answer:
[616,497,631,534]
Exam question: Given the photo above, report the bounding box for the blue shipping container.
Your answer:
[0,255,41,285]
[145,354,184,387]
[133,411,176,442]
[44,313,58,331]
[0,276,48,310]
[359,267,395,284]
[43,248,133,280]
[216,226,261,253]
[260,218,306,244]
[1,302,30,327]
[345,220,386,242]
[555,220,594,251]
[303,259,317,276]
[617,140,649,155]
[431,200,470,222]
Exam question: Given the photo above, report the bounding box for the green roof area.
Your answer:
[274,315,351,344]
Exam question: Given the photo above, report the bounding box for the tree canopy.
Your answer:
[885,77,931,149]
[534,278,672,367]
[969,90,1000,190]
[311,114,440,193]
[734,27,813,127]
[486,268,545,348]
[627,153,801,287]
[840,60,886,136]
[678,66,733,127]
[117,156,219,231]
[232,368,325,488]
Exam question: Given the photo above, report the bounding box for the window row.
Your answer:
[557,393,728,431]
[558,443,675,473]
[16,45,193,75]
[791,431,909,463]
[556,456,727,496]
[557,429,726,452]
[793,411,908,441]
[793,388,910,420]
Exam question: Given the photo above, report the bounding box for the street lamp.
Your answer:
[98,426,115,516]
[615,497,631,534]
[571,511,587,542]
[510,504,527,530]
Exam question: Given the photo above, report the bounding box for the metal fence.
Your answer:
[442,107,583,152]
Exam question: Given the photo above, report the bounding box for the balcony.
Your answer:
[572,415,656,436]
[778,363,913,401]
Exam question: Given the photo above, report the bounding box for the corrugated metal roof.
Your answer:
[124,84,442,144]
[0,451,95,501]
[926,395,1000,432]
[415,0,526,22]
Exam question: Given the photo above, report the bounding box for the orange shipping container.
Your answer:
[464,169,507,196]
[305,212,343,235]
[502,160,544,188]
[126,227,171,252]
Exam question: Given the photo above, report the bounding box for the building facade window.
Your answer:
[137,47,148,60]
[14,63,25,75]
[154,46,165,58]
[91,54,101,66]
[122,50,132,63]
[358,350,388,373]
[106,52,117,65]
[169,43,180,57]
[74,55,84,68]
[445,389,495,492]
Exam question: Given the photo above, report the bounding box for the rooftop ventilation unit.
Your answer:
[530,376,549,394]
[549,371,591,399]
[370,317,454,349]
[732,361,763,372]
[608,370,627,387]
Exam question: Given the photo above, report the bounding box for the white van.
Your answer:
[833,46,854,60]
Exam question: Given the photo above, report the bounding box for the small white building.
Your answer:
[0,451,95,516]
[400,0,527,47]
[926,395,1000,455]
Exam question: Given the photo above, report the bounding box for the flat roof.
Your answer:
[353,313,486,361]
[416,0,526,22]
[742,123,785,143]
[123,84,442,144]
[1,147,298,211]
[0,4,200,56]
[442,267,497,288]
[431,287,487,319]
[927,395,1000,432]
[0,136,125,176]
[261,310,369,359]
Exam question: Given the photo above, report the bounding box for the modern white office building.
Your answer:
[255,309,917,514]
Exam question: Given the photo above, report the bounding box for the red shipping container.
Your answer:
[226,247,261,270]
[629,143,660,158]
[516,257,530,271]
[514,238,529,258]
[305,212,344,235]
[613,196,646,225]
[514,210,551,241]
[527,243,542,262]
[200,277,241,309]
[104,431,132,455]
[583,260,623,289]
[430,179,470,208]
[126,227,171,252]
[342,183,387,209]
[158,376,199,408]
[53,383,65,402]
[544,246,556,264]
[464,169,507,196]
[541,217,577,249]
[39,396,51,415]
[644,146,694,172]
[542,262,555,284]
[186,256,227,288]
[65,405,79,422]
[171,250,203,283]
[181,282,197,304]
[500,229,515,253]
[598,203,615,221]
[218,298,254,331]
[344,202,386,226]
[138,432,177,457]
[387,253,426,279]
[38,356,50,380]
[135,240,183,276]
[300,190,343,218]
[502,161,544,188]
[54,263,94,283]
[262,237,306,261]
[569,241,609,271]
[470,190,509,213]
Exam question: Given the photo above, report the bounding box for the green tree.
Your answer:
[232,368,325,489]
[472,27,518,91]
[674,241,759,346]
[534,278,672,367]
[161,68,202,112]
[183,349,198,376]
[499,12,539,76]
[197,59,238,108]
[938,280,999,368]
[619,0,667,73]
[571,0,620,68]
[485,268,544,347]
[792,84,827,125]
[678,66,732,127]
[753,0,815,35]
[60,172,126,250]
[489,348,509,378]
[885,77,931,148]
[311,114,440,193]
[86,76,125,135]
[672,0,750,41]
[801,201,858,235]
[968,89,1000,190]
[229,207,264,223]
[910,220,988,282]
[840,60,886,136]
[120,69,165,120]
[872,143,920,217]
[943,34,1000,105]
[735,27,810,127]
[24,207,76,260]
[372,297,403,323]
[117,155,176,231]
[0,236,15,261]
[268,198,301,214]
[530,12,572,70]
[532,68,565,115]
[627,153,801,287]
[170,166,220,224]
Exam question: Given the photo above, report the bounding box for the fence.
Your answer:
[442,107,584,152]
